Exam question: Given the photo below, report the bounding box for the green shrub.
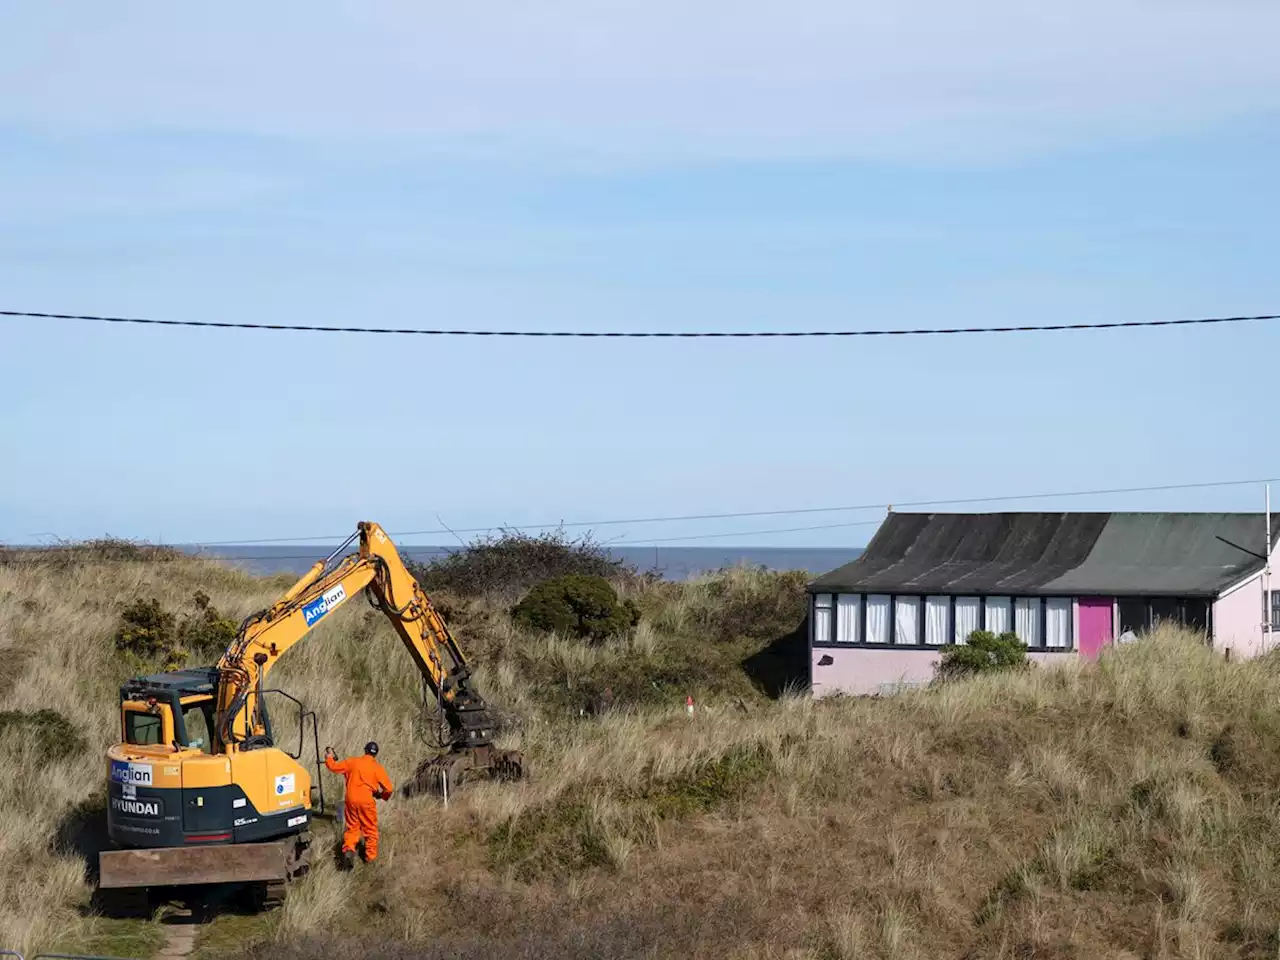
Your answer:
[512,575,640,642]
[936,630,1028,681]
[114,598,181,667]
[0,709,87,759]
[179,590,239,659]
[114,592,240,672]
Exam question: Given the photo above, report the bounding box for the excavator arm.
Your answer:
[216,522,519,791]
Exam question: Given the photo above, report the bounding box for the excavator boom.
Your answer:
[215,521,521,791]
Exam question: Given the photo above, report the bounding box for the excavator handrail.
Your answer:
[259,687,326,816]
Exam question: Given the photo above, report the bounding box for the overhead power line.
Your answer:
[199,518,886,561]
[5,308,1279,339]
[618,519,884,545]
[186,475,1280,547]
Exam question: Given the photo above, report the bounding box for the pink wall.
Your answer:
[810,646,1073,698]
[1212,533,1278,660]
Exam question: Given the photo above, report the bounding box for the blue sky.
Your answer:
[2,3,1279,547]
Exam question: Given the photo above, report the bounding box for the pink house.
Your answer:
[808,511,1280,697]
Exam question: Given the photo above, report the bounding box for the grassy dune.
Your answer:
[5,548,1280,958]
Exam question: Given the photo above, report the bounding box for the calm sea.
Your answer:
[182,545,863,581]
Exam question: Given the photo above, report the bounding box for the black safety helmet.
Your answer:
[364,741,379,756]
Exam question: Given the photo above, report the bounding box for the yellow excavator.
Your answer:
[98,521,523,913]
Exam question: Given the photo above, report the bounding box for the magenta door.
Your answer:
[1077,598,1114,661]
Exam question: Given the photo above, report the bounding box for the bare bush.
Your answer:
[410,528,637,599]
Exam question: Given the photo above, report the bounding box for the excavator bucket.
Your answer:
[404,745,525,798]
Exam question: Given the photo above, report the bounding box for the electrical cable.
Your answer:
[613,519,883,544]
[183,475,1280,547]
[4,307,1278,338]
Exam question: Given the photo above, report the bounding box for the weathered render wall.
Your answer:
[1212,533,1279,660]
[809,646,1072,698]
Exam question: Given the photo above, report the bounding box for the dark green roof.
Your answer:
[810,512,1279,597]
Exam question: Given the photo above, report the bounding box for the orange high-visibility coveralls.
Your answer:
[324,753,393,861]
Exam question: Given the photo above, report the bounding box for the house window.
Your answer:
[1270,591,1280,631]
[865,595,892,644]
[985,597,1012,635]
[894,596,922,645]
[835,594,861,644]
[813,594,833,646]
[1183,599,1209,632]
[1118,598,1146,635]
[1045,598,1072,649]
[1015,598,1042,648]
[953,598,981,645]
[1150,598,1179,629]
[925,596,950,646]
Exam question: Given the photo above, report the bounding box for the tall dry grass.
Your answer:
[0,553,290,955]
[10,549,1280,960]
[0,552,801,954]
[274,625,1280,959]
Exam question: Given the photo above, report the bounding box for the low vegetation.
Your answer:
[5,536,1280,959]
[0,708,88,760]
[935,629,1029,681]
[511,573,641,642]
[114,590,240,672]
[410,529,636,599]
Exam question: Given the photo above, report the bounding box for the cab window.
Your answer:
[124,711,163,746]
[181,701,215,754]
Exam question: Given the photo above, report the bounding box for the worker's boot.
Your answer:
[340,850,356,872]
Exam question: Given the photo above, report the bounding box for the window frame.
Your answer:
[179,696,218,754]
[1044,597,1074,650]
[811,593,835,646]
[1114,596,1215,636]
[810,592,1075,652]
[123,709,166,746]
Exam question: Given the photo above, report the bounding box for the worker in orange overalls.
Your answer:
[324,741,393,868]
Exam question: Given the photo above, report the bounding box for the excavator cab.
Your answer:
[102,670,316,910]
[108,669,318,848]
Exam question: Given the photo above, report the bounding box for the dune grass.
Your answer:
[231,623,1280,960]
[5,546,1280,958]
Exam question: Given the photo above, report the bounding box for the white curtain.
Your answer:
[1046,598,1072,649]
[925,596,950,645]
[953,597,981,645]
[985,597,1012,635]
[835,594,861,644]
[1015,598,1042,647]
[812,594,833,646]
[866,595,891,644]
[895,596,921,645]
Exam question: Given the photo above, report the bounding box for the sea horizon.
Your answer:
[180,544,865,580]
